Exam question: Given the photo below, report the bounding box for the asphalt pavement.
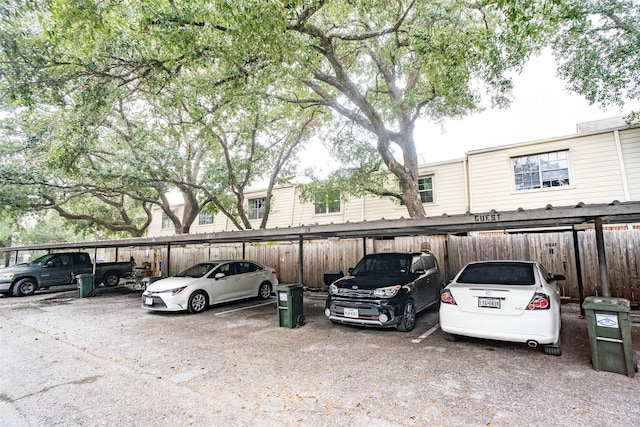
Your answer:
[1,285,639,426]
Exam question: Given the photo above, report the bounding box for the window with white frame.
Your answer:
[248,197,266,220]
[513,151,570,191]
[314,189,341,214]
[161,212,173,229]
[198,212,214,225]
[401,176,434,204]
[418,176,434,203]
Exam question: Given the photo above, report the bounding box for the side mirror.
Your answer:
[412,268,426,275]
[43,261,53,268]
[214,272,225,280]
[551,274,566,282]
[348,267,354,274]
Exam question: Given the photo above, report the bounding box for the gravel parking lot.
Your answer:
[1,285,639,426]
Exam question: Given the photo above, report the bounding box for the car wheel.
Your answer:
[13,278,38,297]
[102,272,119,287]
[397,299,416,332]
[257,282,272,300]
[188,291,209,314]
[442,332,458,342]
[544,335,562,356]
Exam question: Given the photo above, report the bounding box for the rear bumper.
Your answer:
[439,304,560,344]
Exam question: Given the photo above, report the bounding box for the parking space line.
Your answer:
[214,300,276,316]
[411,324,440,344]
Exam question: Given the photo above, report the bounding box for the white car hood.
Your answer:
[147,277,197,292]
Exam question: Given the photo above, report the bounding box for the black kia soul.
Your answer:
[324,250,444,332]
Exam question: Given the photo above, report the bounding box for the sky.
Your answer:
[414,51,640,163]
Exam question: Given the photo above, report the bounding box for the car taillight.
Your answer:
[526,293,550,310]
[441,290,456,305]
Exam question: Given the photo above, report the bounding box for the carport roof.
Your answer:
[3,201,640,252]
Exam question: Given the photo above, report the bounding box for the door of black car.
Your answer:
[421,254,442,305]
[410,256,430,310]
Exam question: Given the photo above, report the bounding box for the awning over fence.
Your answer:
[2,201,640,253]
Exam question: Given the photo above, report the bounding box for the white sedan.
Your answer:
[439,260,564,355]
[142,260,278,314]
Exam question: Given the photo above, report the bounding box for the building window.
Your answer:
[315,190,341,214]
[248,197,266,220]
[161,212,173,229]
[198,212,214,225]
[418,176,434,203]
[400,176,434,204]
[513,151,570,191]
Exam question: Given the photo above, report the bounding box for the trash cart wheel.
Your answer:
[296,314,306,327]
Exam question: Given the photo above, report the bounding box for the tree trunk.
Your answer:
[383,132,426,218]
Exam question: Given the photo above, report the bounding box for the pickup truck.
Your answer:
[324,250,445,332]
[0,252,132,297]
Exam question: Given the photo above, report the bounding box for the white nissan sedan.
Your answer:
[439,261,564,355]
[142,260,278,314]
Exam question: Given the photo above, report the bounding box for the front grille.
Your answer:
[335,288,374,298]
[142,295,167,308]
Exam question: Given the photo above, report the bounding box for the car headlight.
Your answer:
[329,284,338,295]
[374,285,401,298]
[0,272,14,280]
[158,287,187,296]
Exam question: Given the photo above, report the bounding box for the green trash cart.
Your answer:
[582,296,638,377]
[76,273,94,298]
[276,284,305,328]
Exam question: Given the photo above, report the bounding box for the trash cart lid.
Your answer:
[582,296,630,312]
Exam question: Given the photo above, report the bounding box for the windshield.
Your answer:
[351,254,412,277]
[175,263,218,278]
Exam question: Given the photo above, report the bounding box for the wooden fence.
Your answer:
[102,229,640,302]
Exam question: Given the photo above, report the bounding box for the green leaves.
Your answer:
[553,0,640,107]
[0,0,634,239]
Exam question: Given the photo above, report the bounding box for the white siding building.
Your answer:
[147,120,640,237]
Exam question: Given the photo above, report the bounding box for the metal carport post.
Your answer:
[298,235,304,286]
[166,242,171,276]
[572,225,586,316]
[594,217,611,297]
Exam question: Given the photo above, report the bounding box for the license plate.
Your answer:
[343,308,359,318]
[144,297,154,306]
[478,297,501,309]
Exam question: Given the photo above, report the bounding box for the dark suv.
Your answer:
[324,251,444,332]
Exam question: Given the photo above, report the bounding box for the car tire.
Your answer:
[102,272,120,287]
[257,282,272,300]
[188,291,209,314]
[13,278,37,297]
[544,336,562,356]
[397,299,416,332]
[442,332,458,342]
